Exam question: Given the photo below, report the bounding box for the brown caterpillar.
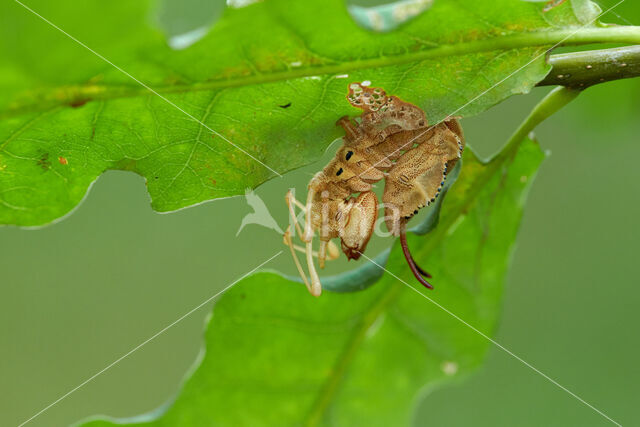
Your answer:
[284,82,464,296]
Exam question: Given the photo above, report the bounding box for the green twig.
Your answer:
[505,86,581,153]
[538,45,640,89]
[2,27,640,119]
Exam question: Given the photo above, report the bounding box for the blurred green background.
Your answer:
[1,1,639,426]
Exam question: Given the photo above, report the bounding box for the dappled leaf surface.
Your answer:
[0,0,616,226]
[81,135,544,426]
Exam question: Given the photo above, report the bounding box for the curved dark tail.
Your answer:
[400,229,433,289]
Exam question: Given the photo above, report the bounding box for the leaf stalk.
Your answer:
[504,86,581,156]
[539,45,640,88]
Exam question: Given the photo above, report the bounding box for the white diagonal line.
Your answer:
[11,1,631,426]
[358,252,622,427]
[17,251,283,427]
[12,0,283,178]
[358,0,626,178]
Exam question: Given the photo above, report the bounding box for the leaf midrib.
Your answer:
[3,26,639,119]
[303,134,529,426]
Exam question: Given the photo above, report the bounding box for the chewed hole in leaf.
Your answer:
[347,0,435,32]
[155,0,225,49]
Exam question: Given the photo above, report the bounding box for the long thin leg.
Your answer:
[287,242,318,258]
[303,188,316,242]
[292,198,306,211]
[287,241,344,263]
[285,191,326,296]
[286,190,339,260]
[286,190,305,238]
[306,239,322,296]
[283,226,313,293]
[318,240,327,269]
[400,229,433,289]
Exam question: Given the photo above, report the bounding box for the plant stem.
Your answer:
[504,86,581,154]
[3,26,640,119]
[538,45,640,88]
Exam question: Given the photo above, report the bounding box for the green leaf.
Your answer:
[79,133,545,426]
[1,0,637,226]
